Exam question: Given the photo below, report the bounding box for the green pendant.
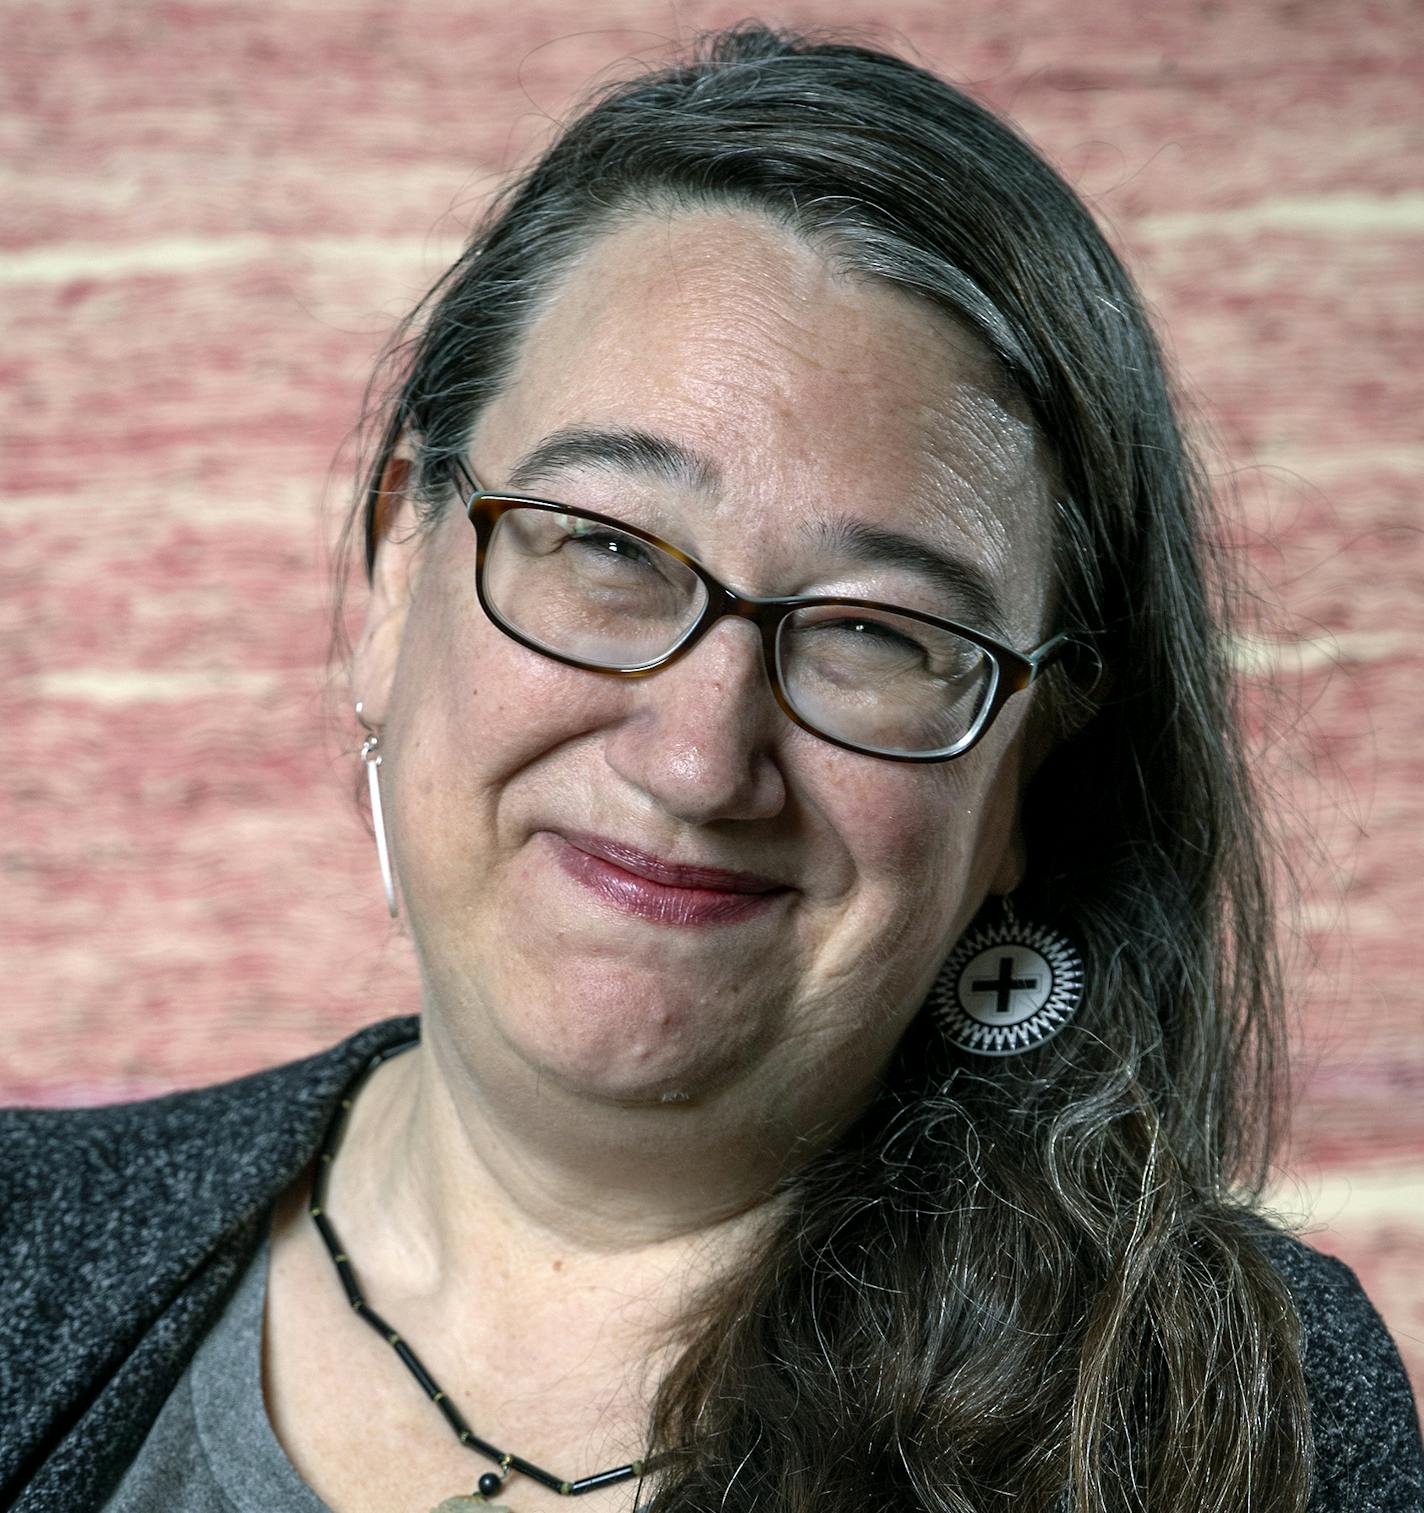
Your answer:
[430,1499,513,1512]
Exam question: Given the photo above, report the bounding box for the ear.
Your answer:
[351,448,425,730]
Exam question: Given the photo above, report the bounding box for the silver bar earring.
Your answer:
[355,702,398,919]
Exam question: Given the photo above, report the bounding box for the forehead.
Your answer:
[471,209,1054,626]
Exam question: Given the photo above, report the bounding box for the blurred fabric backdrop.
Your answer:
[3,0,1420,1401]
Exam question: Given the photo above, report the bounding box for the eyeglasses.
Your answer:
[453,456,1073,763]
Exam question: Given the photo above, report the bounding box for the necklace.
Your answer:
[309,1038,655,1510]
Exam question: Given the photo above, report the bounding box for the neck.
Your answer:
[323,1008,869,1322]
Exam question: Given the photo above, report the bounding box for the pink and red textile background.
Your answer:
[3,1,1421,1402]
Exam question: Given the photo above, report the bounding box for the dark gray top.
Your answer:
[2,1014,1421,1511]
[101,1227,329,1512]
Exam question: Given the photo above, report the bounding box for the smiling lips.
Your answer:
[552,830,791,927]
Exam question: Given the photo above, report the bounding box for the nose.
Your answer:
[602,616,788,826]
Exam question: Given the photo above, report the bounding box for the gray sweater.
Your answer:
[2,1014,1420,1511]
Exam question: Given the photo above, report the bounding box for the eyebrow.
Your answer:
[809,516,1007,637]
[503,424,1008,635]
[505,425,721,494]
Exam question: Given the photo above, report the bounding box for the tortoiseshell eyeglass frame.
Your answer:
[442,453,1077,764]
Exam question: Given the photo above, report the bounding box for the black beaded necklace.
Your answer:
[309,1038,655,1510]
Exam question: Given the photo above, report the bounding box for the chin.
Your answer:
[491,967,765,1107]
[517,1021,747,1107]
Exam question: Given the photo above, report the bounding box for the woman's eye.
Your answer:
[563,522,656,567]
[800,617,934,670]
[824,617,926,653]
[793,613,982,685]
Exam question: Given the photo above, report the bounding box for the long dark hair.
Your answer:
[337,23,1310,1511]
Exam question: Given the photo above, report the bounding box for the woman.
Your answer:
[3,22,1420,1513]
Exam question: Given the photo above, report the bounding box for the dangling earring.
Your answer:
[927,896,1084,1056]
[355,701,398,919]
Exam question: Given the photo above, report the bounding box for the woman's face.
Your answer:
[358,209,1056,1119]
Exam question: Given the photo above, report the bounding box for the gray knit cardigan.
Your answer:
[2,1013,1421,1512]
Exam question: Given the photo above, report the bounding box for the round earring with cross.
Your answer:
[928,904,1085,1057]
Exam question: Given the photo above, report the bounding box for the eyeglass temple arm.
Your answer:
[1030,634,1106,699]
[450,454,482,498]
[1028,632,1070,673]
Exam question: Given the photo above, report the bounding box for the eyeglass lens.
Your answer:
[483,507,998,758]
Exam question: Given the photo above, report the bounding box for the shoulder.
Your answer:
[1253,1222,1423,1511]
[0,1015,420,1223]
[0,1014,420,1338]
[0,1017,419,1504]
[0,1015,421,1496]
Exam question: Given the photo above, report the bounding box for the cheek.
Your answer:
[391,564,623,790]
[833,768,986,882]
[823,732,1025,933]
[379,582,628,915]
